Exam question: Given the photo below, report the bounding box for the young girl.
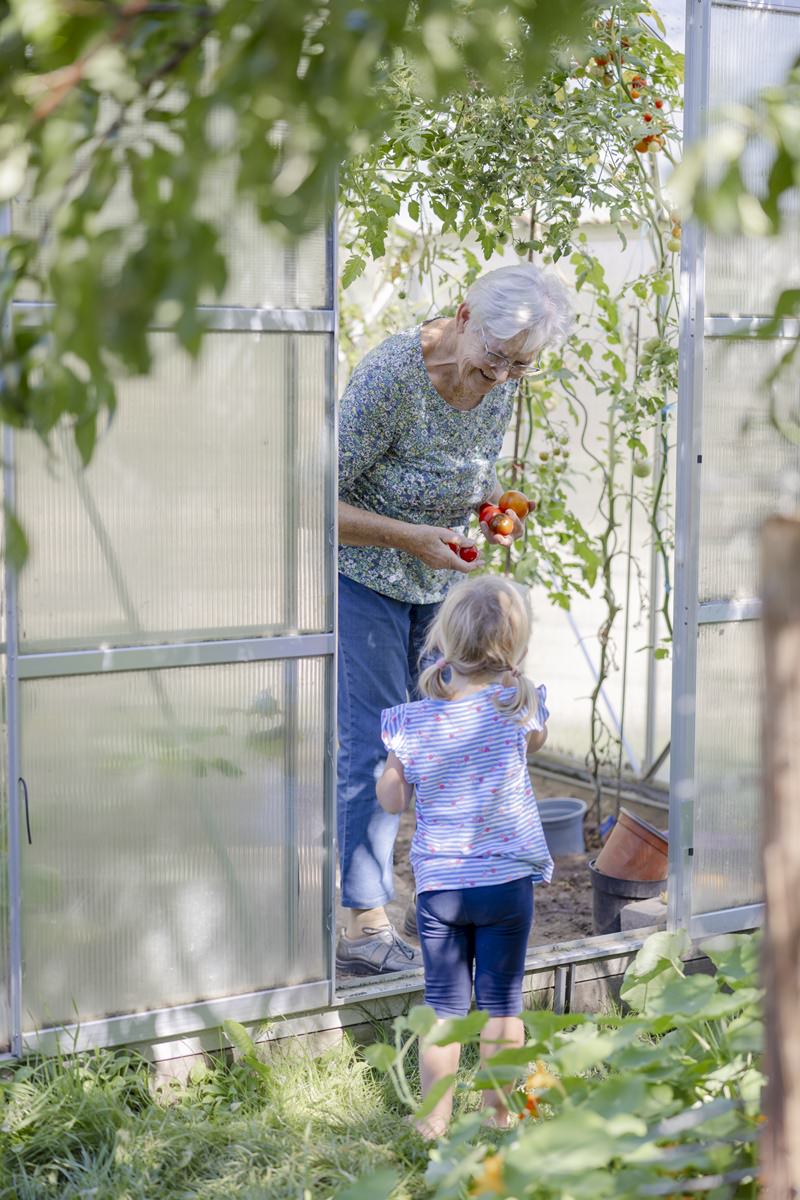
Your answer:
[376,575,553,1139]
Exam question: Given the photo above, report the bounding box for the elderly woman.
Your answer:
[336,262,571,976]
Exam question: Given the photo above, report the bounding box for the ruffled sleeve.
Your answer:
[521,684,550,734]
[380,703,414,777]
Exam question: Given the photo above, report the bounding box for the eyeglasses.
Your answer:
[479,328,543,378]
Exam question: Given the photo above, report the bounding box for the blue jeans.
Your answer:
[337,574,440,909]
[417,877,534,1017]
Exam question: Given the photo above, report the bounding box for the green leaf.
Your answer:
[426,1010,489,1045]
[623,930,691,989]
[512,1106,646,1177]
[404,1005,438,1037]
[550,1027,620,1075]
[701,931,761,988]
[520,1010,588,1043]
[222,1019,257,1059]
[3,503,28,570]
[362,1043,397,1072]
[341,254,367,289]
[336,1168,400,1200]
[74,415,97,468]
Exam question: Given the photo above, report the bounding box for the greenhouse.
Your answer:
[0,0,797,1194]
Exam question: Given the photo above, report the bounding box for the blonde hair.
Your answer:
[417,576,539,723]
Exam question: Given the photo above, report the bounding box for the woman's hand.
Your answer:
[480,508,525,549]
[401,524,481,573]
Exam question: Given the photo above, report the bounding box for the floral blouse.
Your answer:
[338,326,517,604]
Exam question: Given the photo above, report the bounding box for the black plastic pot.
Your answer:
[588,858,666,936]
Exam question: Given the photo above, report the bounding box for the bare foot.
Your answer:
[408,1113,449,1140]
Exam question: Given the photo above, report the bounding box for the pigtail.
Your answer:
[492,670,542,725]
[417,656,452,701]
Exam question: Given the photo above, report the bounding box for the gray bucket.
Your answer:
[537,797,588,855]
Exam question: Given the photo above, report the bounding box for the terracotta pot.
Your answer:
[594,807,668,882]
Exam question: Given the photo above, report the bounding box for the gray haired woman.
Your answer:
[336,262,572,976]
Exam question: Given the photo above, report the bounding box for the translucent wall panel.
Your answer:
[19,657,329,1031]
[16,333,333,648]
[216,206,328,310]
[698,338,800,603]
[11,187,329,310]
[692,620,763,914]
[706,5,800,315]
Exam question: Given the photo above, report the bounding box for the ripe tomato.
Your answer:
[479,503,502,524]
[654,98,664,109]
[489,512,514,536]
[459,545,479,562]
[498,489,531,519]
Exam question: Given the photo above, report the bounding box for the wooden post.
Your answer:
[761,514,800,1197]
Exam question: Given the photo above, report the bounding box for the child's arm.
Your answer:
[527,723,548,755]
[376,751,414,814]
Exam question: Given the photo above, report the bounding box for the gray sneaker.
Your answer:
[336,925,422,976]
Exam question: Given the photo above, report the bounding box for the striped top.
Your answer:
[381,683,554,894]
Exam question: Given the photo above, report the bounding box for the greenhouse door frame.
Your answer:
[2,222,339,1061]
[668,0,800,941]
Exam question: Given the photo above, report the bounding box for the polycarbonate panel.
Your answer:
[10,181,329,310]
[20,656,330,1030]
[692,620,763,915]
[16,332,333,648]
[215,203,328,310]
[706,4,800,315]
[698,338,800,603]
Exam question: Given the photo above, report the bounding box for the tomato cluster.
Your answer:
[446,490,534,563]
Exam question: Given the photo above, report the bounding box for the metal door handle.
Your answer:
[19,777,31,844]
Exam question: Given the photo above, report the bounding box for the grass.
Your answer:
[0,1035,443,1200]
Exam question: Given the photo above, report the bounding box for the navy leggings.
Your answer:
[416,877,534,1017]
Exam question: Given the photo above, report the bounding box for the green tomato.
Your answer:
[633,459,652,478]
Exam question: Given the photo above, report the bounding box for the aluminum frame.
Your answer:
[697,598,761,623]
[3,218,339,1056]
[714,0,800,12]
[671,0,795,940]
[16,635,335,679]
[326,207,340,1006]
[705,316,800,338]
[669,0,711,936]
[10,300,334,334]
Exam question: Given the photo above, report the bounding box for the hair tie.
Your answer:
[435,657,447,670]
